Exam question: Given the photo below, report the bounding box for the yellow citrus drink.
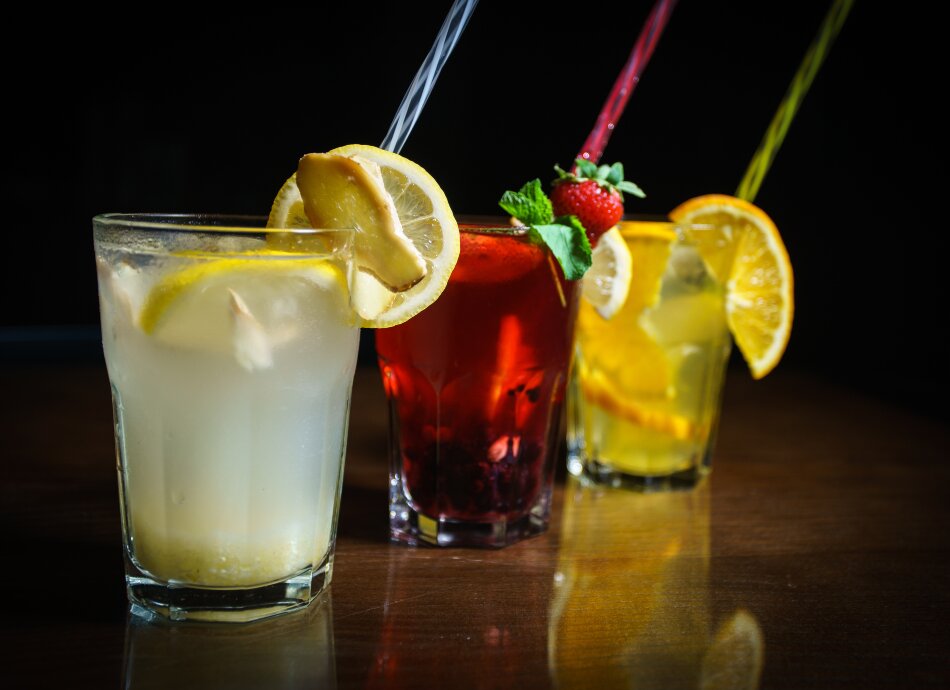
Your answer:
[568,221,732,489]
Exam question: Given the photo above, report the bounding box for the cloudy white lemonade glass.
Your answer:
[94,214,359,622]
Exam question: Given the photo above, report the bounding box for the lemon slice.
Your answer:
[268,145,460,328]
[670,194,793,379]
[580,367,696,440]
[297,152,426,292]
[582,226,632,319]
[268,172,396,322]
[267,174,310,229]
[138,254,350,369]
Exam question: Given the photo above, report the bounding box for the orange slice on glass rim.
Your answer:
[670,194,793,379]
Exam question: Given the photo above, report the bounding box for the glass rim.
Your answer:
[455,215,529,237]
[617,216,718,242]
[454,214,716,238]
[619,215,717,229]
[92,213,354,236]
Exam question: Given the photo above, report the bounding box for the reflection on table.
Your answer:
[123,593,336,690]
[548,477,763,689]
[363,544,555,689]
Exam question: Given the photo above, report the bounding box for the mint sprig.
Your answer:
[499,179,592,280]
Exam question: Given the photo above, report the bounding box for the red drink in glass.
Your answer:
[376,224,580,547]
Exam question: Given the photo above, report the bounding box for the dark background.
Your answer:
[2,1,945,419]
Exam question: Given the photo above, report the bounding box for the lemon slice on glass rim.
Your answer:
[670,194,794,379]
[267,144,460,328]
[582,226,632,320]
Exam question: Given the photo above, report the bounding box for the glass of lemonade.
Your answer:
[376,222,580,547]
[568,220,731,490]
[94,214,359,622]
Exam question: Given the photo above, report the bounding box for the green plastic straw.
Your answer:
[736,0,855,202]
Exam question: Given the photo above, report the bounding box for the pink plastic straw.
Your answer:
[576,0,679,165]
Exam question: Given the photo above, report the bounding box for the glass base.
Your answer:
[125,555,333,623]
[389,494,551,548]
[569,454,709,493]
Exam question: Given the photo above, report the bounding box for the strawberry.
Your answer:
[550,159,645,246]
[550,179,623,244]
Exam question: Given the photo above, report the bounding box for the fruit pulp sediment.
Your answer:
[376,227,579,526]
[570,223,731,483]
[96,239,359,588]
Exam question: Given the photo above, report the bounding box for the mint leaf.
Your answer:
[499,180,591,280]
[498,179,553,226]
[530,217,592,280]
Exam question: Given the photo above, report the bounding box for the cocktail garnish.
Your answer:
[268,145,460,328]
[498,179,591,281]
[669,194,793,379]
[582,226,632,320]
[551,158,645,247]
[296,153,426,292]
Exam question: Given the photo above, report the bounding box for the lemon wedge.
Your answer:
[268,145,459,328]
[138,255,350,369]
[582,226,632,320]
[670,194,793,379]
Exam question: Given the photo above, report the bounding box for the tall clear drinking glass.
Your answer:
[94,214,359,622]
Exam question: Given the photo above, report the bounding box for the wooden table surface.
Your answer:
[1,361,947,689]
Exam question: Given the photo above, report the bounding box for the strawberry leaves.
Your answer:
[554,159,646,200]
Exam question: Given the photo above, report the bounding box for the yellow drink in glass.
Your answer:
[567,220,732,490]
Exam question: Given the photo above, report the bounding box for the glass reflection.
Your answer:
[548,477,763,689]
[123,594,336,690]
[366,545,554,688]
